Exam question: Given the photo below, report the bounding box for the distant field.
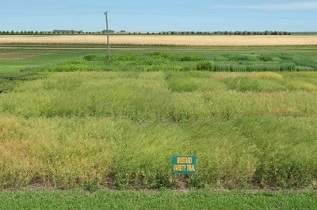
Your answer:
[1,46,317,73]
[1,35,317,46]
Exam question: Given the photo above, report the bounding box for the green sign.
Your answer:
[172,155,197,175]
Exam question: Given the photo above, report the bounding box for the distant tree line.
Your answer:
[129,31,292,35]
[292,32,317,35]
[0,30,113,35]
[0,30,85,35]
[0,30,292,35]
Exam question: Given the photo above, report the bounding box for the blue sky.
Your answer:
[1,0,317,32]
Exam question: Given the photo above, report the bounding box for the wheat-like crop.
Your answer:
[1,35,317,46]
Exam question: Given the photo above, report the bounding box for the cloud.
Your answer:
[211,1,317,11]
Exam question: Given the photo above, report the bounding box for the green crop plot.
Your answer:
[1,71,317,189]
[0,46,317,208]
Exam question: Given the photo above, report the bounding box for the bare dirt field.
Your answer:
[0,35,317,46]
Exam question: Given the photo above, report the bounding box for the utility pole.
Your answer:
[104,11,110,61]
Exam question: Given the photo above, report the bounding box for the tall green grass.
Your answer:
[0,72,317,189]
[1,47,317,190]
[1,72,316,120]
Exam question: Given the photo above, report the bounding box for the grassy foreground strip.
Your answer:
[0,190,316,210]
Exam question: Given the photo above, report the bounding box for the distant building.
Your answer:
[102,29,115,33]
[53,30,83,34]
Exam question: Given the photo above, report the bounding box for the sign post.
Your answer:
[172,155,197,175]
